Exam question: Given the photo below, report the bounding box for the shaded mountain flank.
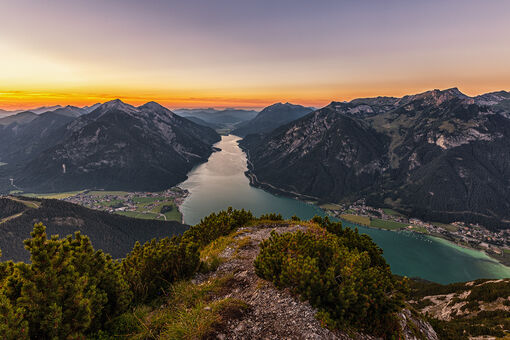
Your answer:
[240,88,510,230]
[1,100,220,193]
[232,102,314,137]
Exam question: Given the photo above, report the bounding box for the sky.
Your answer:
[1,0,509,110]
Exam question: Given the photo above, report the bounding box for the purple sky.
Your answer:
[1,0,509,109]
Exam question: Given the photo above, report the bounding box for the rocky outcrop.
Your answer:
[194,223,438,339]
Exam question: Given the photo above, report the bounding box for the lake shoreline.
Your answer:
[239,139,510,270]
[180,135,510,283]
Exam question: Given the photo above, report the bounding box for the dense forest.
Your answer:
[0,198,26,219]
[0,197,187,261]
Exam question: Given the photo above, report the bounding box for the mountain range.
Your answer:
[0,108,23,117]
[174,107,258,129]
[232,102,314,137]
[240,88,510,230]
[0,100,220,193]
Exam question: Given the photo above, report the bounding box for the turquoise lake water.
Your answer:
[179,135,510,284]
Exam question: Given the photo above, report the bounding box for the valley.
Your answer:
[2,2,510,338]
[1,96,510,339]
[12,130,510,283]
[2,93,510,284]
[178,134,510,284]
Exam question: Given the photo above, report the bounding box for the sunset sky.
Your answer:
[1,0,509,110]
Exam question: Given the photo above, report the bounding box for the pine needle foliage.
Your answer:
[254,217,408,337]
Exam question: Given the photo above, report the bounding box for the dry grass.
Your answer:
[130,276,248,340]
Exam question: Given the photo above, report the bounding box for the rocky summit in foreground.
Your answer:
[2,208,508,339]
[189,222,439,340]
[240,88,510,230]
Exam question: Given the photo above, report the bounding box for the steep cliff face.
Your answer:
[241,88,510,229]
[242,107,389,200]
[14,100,220,192]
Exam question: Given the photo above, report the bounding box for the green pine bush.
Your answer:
[254,222,407,337]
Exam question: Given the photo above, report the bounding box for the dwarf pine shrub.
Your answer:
[254,225,407,337]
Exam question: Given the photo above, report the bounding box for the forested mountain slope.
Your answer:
[3,100,220,193]
[241,88,510,229]
[0,196,187,262]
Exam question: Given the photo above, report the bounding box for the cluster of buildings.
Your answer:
[62,188,188,214]
[325,199,510,260]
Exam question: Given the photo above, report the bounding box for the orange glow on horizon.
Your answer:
[1,83,509,112]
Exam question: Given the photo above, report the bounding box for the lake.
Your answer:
[179,135,510,284]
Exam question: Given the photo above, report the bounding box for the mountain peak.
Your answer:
[100,99,136,111]
[104,98,126,106]
[265,102,305,111]
[89,99,138,118]
[398,87,472,106]
[139,101,170,111]
[138,101,175,118]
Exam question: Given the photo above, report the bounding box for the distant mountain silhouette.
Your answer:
[232,102,313,137]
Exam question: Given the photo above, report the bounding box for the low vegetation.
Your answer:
[3,206,501,339]
[122,276,248,339]
[255,216,407,337]
[0,207,253,338]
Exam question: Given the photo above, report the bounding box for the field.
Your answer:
[382,208,403,216]
[87,190,130,197]
[432,221,458,232]
[21,189,186,223]
[407,225,428,233]
[7,196,40,209]
[24,190,87,199]
[370,218,409,230]
[319,203,343,210]
[340,214,370,226]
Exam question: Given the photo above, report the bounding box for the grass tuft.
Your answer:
[120,276,247,339]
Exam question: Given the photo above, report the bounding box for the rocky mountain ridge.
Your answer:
[1,100,220,193]
[240,88,510,230]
